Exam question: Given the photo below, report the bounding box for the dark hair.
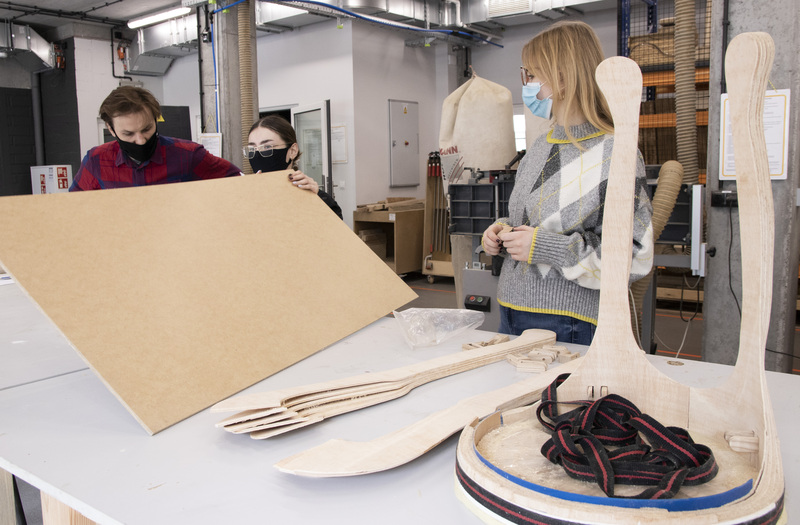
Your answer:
[248,115,302,168]
[99,86,161,126]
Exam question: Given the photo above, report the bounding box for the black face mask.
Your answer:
[248,147,291,173]
[114,128,159,164]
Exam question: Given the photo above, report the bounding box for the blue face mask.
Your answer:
[522,83,552,119]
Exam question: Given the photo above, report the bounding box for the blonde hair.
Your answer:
[522,20,614,146]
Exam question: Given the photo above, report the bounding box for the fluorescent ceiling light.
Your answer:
[127,7,192,29]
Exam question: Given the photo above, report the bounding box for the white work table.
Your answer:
[0,282,87,391]
[1,285,799,524]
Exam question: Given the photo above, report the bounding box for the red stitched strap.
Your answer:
[537,373,718,499]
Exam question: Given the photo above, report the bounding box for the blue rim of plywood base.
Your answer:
[473,442,753,511]
[456,460,786,525]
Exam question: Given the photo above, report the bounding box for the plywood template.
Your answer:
[0,172,417,434]
[211,328,557,438]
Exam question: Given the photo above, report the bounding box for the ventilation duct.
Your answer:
[129,15,198,76]
[255,2,330,30]
[487,0,534,18]
[0,22,54,72]
[255,0,441,31]
[348,0,441,25]
[465,0,613,25]
[254,0,612,43]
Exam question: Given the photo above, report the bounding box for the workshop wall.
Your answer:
[252,19,442,225]
[161,54,202,142]
[73,37,127,157]
[471,8,619,110]
[69,36,163,157]
[255,19,356,223]
[351,21,436,207]
[1,10,627,209]
[0,58,32,89]
[38,37,80,171]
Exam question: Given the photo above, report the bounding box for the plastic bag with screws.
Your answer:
[392,308,485,348]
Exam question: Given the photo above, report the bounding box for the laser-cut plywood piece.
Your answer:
[0,172,417,434]
[211,328,556,437]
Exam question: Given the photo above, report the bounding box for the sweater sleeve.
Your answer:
[529,151,653,289]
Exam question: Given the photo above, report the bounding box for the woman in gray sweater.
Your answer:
[482,21,654,344]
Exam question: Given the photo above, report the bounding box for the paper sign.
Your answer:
[199,133,223,157]
[719,89,790,180]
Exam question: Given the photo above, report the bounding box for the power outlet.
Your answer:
[710,191,738,207]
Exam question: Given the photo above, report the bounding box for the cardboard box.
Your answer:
[365,240,387,260]
[360,230,387,259]
[31,165,72,195]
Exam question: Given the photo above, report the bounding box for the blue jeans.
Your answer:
[499,305,596,345]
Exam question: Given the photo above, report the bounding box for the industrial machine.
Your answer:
[450,161,706,344]
[448,156,520,332]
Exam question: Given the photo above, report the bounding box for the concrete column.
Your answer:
[198,7,218,137]
[703,0,800,371]
[198,1,258,169]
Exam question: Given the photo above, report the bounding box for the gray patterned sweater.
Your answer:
[490,122,653,325]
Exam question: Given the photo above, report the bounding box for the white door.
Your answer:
[291,101,332,196]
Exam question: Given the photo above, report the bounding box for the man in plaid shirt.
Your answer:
[70,86,241,191]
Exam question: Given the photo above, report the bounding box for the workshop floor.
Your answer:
[13,271,798,524]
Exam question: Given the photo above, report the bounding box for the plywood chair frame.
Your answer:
[455,36,784,524]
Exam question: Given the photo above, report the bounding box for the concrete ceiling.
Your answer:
[0,1,185,31]
[3,0,620,33]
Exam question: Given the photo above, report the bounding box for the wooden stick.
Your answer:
[275,357,582,476]
[213,329,556,432]
[212,329,554,415]
[227,333,557,435]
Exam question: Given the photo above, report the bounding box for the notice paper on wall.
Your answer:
[199,132,223,157]
[719,89,790,180]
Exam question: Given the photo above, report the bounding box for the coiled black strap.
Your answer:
[536,373,718,499]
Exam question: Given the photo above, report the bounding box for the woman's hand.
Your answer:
[482,223,505,256]
[288,171,319,194]
[499,225,535,262]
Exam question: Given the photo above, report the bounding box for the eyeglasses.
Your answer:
[242,143,288,159]
[520,66,534,86]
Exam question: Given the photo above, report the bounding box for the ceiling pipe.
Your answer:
[0,1,126,26]
[30,70,44,165]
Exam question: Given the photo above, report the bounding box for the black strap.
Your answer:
[537,373,718,499]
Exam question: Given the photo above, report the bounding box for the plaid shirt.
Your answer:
[70,136,241,191]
